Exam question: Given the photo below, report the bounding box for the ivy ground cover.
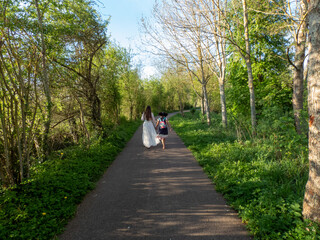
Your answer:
[0,120,141,240]
[170,112,319,240]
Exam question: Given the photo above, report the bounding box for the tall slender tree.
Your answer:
[34,0,53,156]
[262,0,308,134]
[303,0,320,222]
[241,0,257,134]
[291,0,308,134]
[141,0,212,125]
[199,0,228,127]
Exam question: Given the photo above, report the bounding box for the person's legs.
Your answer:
[162,138,166,149]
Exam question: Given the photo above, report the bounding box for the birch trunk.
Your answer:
[198,38,211,125]
[242,0,257,135]
[201,96,204,115]
[210,0,228,127]
[218,49,228,128]
[202,83,211,125]
[219,77,227,127]
[292,0,308,134]
[303,0,320,222]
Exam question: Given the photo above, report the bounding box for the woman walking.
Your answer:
[141,106,160,148]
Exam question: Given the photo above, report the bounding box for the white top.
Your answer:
[141,112,156,123]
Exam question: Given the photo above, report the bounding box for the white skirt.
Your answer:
[142,121,160,148]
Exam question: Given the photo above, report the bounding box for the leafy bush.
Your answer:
[190,107,196,115]
[170,112,319,239]
[0,120,141,240]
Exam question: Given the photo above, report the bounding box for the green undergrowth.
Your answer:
[0,120,141,240]
[170,112,319,239]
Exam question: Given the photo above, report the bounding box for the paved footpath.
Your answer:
[60,114,251,240]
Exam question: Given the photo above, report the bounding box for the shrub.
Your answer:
[0,120,141,240]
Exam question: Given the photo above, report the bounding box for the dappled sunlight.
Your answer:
[59,117,250,240]
[107,203,248,238]
[104,131,249,238]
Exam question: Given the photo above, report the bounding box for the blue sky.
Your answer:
[96,0,157,78]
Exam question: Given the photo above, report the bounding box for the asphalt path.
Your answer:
[59,113,251,240]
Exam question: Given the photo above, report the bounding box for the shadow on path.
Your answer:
[59,114,251,240]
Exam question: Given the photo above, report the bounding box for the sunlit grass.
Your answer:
[0,120,141,240]
[171,112,319,239]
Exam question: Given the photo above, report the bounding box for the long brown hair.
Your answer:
[145,106,152,121]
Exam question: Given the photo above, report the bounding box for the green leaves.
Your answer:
[0,119,141,240]
[170,112,315,239]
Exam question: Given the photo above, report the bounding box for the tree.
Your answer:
[100,44,124,124]
[117,48,144,120]
[289,0,308,134]
[34,0,53,156]
[225,0,257,133]
[0,1,42,184]
[198,0,228,127]
[0,0,112,186]
[258,0,308,134]
[161,62,192,115]
[53,0,108,133]
[241,0,257,135]
[141,0,213,125]
[302,0,320,222]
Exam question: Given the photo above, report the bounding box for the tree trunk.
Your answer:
[178,93,185,117]
[242,0,256,135]
[201,95,204,115]
[130,105,133,120]
[74,94,91,143]
[202,83,211,125]
[69,118,79,143]
[91,93,102,131]
[0,59,15,186]
[35,0,52,156]
[219,77,227,128]
[302,0,320,222]
[292,0,308,134]
[0,160,7,187]
[0,105,14,186]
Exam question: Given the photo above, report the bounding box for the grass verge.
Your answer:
[170,112,319,240]
[0,120,141,240]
